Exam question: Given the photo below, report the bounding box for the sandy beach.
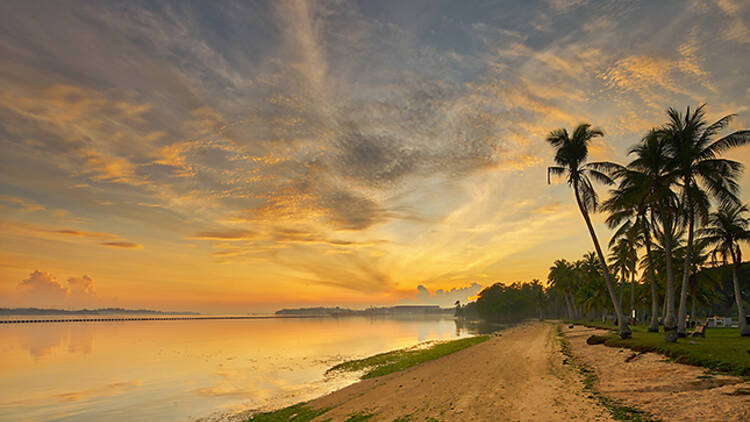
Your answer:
[240,322,750,421]
[303,322,613,421]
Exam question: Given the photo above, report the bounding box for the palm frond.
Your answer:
[702,130,750,157]
[547,166,566,184]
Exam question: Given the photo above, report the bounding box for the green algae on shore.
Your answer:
[327,335,490,379]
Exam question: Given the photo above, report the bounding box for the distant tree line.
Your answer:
[455,260,749,326]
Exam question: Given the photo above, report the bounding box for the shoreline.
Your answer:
[234,322,612,421]
[230,322,750,421]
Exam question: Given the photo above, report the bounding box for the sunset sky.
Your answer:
[1,0,749,313]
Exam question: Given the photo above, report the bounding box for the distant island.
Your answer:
[275,305,453,317]
[0,307,200,316]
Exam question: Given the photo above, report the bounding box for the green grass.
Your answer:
[247,405,375,422]
[343,412,374,421]
[246,403,331,422]
[390,414,442,422]
[557,325,660,422]
[570,321,750,376]
[327,335,490,379]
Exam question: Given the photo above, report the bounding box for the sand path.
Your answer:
[563,325,750,422]
[308,322,612,421]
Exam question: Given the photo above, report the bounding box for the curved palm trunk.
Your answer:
[574,182,631,338]
[661,206,678,342]
[618,276,625,309]
[730,249,750,336]
[677,207,695,337]
[643,217,660,332]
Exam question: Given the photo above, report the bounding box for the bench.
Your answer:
[690,323,707,338]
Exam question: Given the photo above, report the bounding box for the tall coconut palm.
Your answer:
[604,130,679,337]
[663,105,750,337]
[548,259,577,320]
[609,236,637,313]
[700,203,750,336]
[606,209,658,330]
[681,237,719,321]
[547,124,631,338]
[577,252,612,321]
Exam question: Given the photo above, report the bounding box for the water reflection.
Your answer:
[2,324,95,359]
[0,316,476,422]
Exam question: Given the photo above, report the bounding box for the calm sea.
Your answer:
[0,315,478,421]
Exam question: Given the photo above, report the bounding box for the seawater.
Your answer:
[0,315,477,421]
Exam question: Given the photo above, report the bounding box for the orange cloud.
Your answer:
[100,241,143,249]
[50,229,116,238]
[16,270,99,307]
[84,150,145,185]
[0,195,44,212]
[192,230,258,241]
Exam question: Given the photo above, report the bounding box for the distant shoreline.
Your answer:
[0,313,459,325]
[0,307,200,316]
[0,314,332,324]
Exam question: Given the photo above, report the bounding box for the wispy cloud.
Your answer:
[99,241,143,249]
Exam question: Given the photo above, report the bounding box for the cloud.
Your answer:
[192,230,258,241]
[2,0,750,304]
[49,229,116,238]
[400,283,484,307]
[67,274,95,295]
[83,150,145,186]
[16,270,99,307]
[99,241,142,249]
[17,271,69,305]
[0,194,45,212]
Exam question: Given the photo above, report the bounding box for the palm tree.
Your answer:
[577,252,612,322]
[603,130,680,337]
[663,105,750,337]
[547,124,631,338]
[609,237,637,313]
[682,238,720,321]
[530,279,545,320]
[700,203,750,336]
[548,259,577,320]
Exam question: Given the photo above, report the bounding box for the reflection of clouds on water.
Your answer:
[67,327,94,354]
[4,317,471,422]
[13,325,95,359]
[55,380,142,402]
[4,380,143,407]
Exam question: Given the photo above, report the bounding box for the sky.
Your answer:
[1,0,749,313]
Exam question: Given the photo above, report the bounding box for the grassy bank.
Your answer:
[570,321,750,376]
[327,335,489,379]
[247,404,375,422]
